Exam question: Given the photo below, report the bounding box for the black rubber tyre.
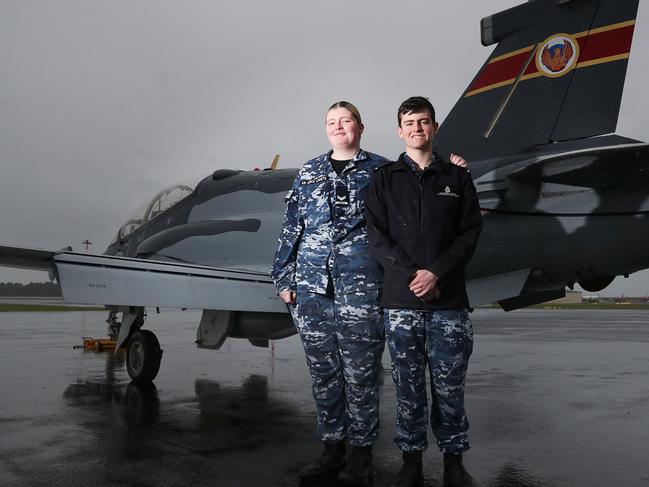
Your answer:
[126,330,162,384]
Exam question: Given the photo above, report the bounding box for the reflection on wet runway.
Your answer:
[1,308,648,486]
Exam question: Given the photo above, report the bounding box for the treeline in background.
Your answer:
[0,282,62,297]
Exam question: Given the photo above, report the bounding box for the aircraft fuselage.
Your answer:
[106,134,649,314]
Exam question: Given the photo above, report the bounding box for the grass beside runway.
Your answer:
[3,303,648,312]
[534,303,649,310]
[0,304,104,312]
[482,302,649,310]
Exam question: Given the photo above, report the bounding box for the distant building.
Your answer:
[548,290,582,304]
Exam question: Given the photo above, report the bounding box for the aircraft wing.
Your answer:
[506,142,649,189]
[0,245,286,313]
[0,245,61,271]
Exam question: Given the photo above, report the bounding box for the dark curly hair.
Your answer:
[397,96,435,126]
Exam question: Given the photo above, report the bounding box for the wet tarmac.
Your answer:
[1,308,648,486]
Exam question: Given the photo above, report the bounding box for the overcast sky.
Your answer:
[1,0,648,296]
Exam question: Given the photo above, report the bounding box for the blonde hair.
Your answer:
[326,101,362,125]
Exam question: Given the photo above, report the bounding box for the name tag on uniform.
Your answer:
[301,175,327,186]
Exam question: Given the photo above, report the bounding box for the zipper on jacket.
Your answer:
[418,172,425,267]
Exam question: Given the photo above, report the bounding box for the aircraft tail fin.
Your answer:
[435,0,640,162]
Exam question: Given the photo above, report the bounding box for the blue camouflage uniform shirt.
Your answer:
[272,149,389,295]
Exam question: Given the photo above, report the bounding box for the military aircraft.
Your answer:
[1,0,646,384]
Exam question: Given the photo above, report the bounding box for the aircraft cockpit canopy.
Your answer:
[117,184,194,241]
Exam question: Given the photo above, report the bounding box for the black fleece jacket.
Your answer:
[365,153,483,310]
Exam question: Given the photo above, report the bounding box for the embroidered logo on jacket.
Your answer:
[438,186,459,197]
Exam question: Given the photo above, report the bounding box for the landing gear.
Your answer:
[106,310,120,341]
[126,330,162,385]
[105,306,163,384]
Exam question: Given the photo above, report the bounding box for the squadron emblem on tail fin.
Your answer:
[537,34,579,77]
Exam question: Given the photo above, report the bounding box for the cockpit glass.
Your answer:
[117,201,148,241]
[117,183,195,241]
[144,185,193,222]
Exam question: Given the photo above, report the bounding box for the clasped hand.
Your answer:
[409,269,440,301]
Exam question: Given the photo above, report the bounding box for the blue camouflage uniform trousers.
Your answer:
[292,285,384,446]
[385,308,473,454]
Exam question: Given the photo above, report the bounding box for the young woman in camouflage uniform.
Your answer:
[272,101,388,485]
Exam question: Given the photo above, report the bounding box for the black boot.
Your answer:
[443,453,477,487]
[338,445,373,485]
[298,440,346,481]
[389,450,423,487]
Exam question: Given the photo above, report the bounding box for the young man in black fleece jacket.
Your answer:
[365,97,483,487]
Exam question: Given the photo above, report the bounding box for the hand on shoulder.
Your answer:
[450,153,468,168]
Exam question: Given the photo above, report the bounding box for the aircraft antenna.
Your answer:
[270,154,280,170]
[484,43,539,139]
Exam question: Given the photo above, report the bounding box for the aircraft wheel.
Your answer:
[126,330,162,384]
